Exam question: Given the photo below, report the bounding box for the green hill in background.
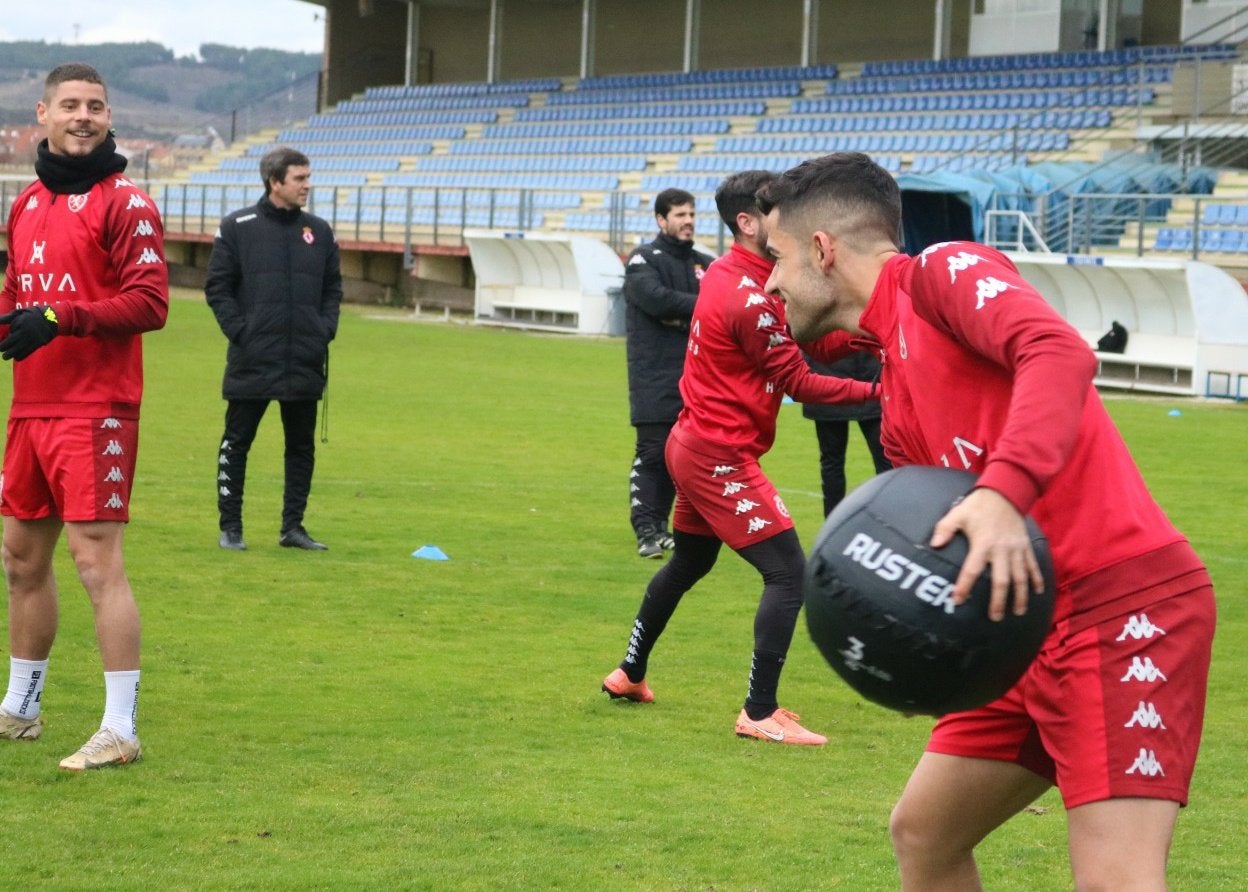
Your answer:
[0,40,321,140]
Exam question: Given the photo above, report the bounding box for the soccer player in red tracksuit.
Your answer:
[0,64,168,770]
[602,170,875,745]
[759,152,1215,890]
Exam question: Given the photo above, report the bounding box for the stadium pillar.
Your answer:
[404,2,421,86]
[580,0,596,79]
[488,0,504,83]
[683,0,700,73]
[933,0,952,61]
[801,0,820,66]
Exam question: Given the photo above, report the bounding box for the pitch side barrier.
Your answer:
[463,229,624,335]
[1006,252,1248,398]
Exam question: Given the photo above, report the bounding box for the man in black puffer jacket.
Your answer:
[623,188,715,559]
[206,147,342,552]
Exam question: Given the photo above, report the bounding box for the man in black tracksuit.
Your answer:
[205,147,342,551]
[623,188,715,559]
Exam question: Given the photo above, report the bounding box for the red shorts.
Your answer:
[666,428,793,551]
[1,416,139,523]
[927,580,1215,809]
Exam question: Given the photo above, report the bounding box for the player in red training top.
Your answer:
[0,64,168,770]
[760,152,1214,889]
[602,170,875,744]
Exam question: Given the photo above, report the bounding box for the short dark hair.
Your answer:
[654,187,696,218]
[757,153,902,250]
[714,169,776,236]
[44,63,107,102]
[260,146,311,194]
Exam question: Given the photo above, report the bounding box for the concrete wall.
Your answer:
[421,5,490,84]
[593,0,686,75]
[698,0,804,70]
[396,0,973,80]
[822,0,956,64]
[502,0,582,79]
[323,0,409,104]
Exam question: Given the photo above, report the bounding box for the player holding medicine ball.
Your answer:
[759,152,1215,891]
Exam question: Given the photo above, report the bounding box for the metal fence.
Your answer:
[3,176,1245,265]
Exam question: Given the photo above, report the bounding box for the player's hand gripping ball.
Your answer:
[803,466,1055,716]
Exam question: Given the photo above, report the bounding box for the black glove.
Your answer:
[0,306,59,361]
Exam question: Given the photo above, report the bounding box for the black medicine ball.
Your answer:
[803,466,1055,716]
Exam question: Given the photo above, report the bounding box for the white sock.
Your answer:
[101,670,140,739]
[2,657,49,719]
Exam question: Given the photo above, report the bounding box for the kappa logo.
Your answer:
[756,312,776,329]
[630,482,640,493]
[712,465,738,477]
[722,481,748,496]
[100,417,122,429]
[746,517,773,534]
[629,468,639,479]
[103,467,126,484]
[946,250,985,283]
[734,498,761,515]
[630,496,642,507]
[68,194,89,213]
[101,440,125,457]
[133,219,155,237]
[1124,701,1167,730]
[104,493,125,510]
[1116,614,1167,641]
[218,471,230,482]
[767,332,787,348]
[219,485,231,497]
[744,292,768,307]
[738,275,759,290]
[114,177,136,189]
[136,247,164,266]
[126,194,148,210]
[1120,656,1167,683]
[627,254,646,266]
[1125,748,1165,777]
[25,195,38,210]
[218,454,230,466]
[30,241,47,264]
[917,241,954,266]
[974,276,1012,310]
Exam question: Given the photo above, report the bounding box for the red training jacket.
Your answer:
[859,241,1193,618]
[675,242,871,457]
[1,173,168,419]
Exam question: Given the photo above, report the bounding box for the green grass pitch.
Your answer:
[0,291,1244,890]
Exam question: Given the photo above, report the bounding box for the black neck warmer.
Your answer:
[656,231,694,259]
[34,136,128,195]
[259,195,303,223]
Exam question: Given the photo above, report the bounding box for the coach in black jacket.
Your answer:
[205,146,343,552]
[623,188,715,559]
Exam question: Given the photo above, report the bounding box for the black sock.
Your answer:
[619,531,720,682]
[745,650,785,720]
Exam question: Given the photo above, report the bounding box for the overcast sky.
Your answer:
[0,0,325,59]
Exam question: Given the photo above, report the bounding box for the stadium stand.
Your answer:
[162,42,1236,264]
